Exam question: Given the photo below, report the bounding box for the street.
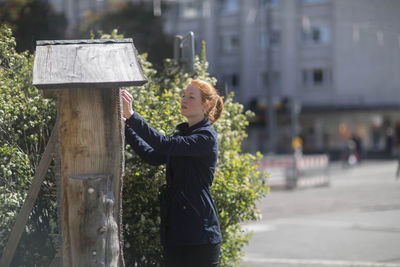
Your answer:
[241,160,400,267]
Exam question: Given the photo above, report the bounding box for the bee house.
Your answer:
[33,38,147,267]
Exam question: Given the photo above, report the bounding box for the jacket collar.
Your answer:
[176,118,211,135]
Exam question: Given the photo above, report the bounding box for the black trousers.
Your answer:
[164,243,221,267]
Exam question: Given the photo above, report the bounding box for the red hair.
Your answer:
[188,80,223,124]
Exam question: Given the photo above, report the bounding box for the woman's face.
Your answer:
[180,85,205,118]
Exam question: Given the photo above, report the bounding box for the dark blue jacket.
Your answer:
[125,112,222,246]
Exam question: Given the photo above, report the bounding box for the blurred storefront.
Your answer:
[300,105,400,158]
[245,100,400,159]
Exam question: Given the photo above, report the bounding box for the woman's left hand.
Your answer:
[121,89,134,119]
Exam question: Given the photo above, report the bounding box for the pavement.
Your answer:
[240,160,400,267]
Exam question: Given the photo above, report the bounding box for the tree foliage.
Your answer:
[0,0,67,53]
[0,26,268,266]
[0,24,58,266]
[79,2,172,69]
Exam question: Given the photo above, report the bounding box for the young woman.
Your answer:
[122,80,224,267]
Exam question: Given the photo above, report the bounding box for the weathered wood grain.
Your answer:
[37,39,134,45]
[58,87,124,266]
[33,39,147,89]
[66,174,119,267]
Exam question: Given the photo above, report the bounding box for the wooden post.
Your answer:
[66,174,118,267]
[32,39,147,266]
[58,87,124,266]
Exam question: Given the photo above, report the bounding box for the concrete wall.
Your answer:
[333,0,400,105]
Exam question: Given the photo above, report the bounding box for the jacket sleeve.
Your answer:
[126,112,216,157]
[125,125,167,166]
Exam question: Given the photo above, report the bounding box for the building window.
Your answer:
[222,73,240,92]
[219,0,240,15]
[313,69,323,84]
[260,33,268,49]
[221,34,240,53]
[302,68,331,87]
[232,74,239,87]
[302,25,331,45]
[259,0,280,8]
[180,2,201,19]
[301,0,328,4]
[180,4,199,19]
[261,71,281,89]
[259,30,280,49]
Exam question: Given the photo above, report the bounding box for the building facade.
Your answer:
[163,0,400,157]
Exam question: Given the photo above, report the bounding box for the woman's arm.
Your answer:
[126,112,216,157]
[125,125,167,166]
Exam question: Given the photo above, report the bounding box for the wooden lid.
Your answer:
[33,39,147,89]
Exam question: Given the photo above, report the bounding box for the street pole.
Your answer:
[265,1,276,153]
[173,31,195,74]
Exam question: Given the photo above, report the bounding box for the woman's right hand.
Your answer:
[121,89,134,119]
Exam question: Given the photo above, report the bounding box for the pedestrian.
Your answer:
[385,128,394,158]
[341,138,357,168]
[396,149,400,180]
[121,80,223,267]
[351,133,363,162]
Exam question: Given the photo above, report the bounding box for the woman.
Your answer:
[122,79,224,267]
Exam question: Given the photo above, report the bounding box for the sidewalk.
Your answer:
[242,159,400,267]
[263,158,400,190]
[328,159,399,171]
[242,208,400,267]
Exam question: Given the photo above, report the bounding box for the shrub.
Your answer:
[0,24,58,266]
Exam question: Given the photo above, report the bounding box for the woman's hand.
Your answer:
[121,89,134,119]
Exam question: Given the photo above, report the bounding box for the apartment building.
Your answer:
[163,0,400,157]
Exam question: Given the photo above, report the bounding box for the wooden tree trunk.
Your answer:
[58,87,124,267]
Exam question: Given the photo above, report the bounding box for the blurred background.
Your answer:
[1,0,400,266]
[2,0,400,159]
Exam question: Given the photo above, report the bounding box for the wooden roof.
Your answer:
[33,39,147,89]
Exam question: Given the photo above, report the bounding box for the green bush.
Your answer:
[0,26,268,266]
[0,24,58,266]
